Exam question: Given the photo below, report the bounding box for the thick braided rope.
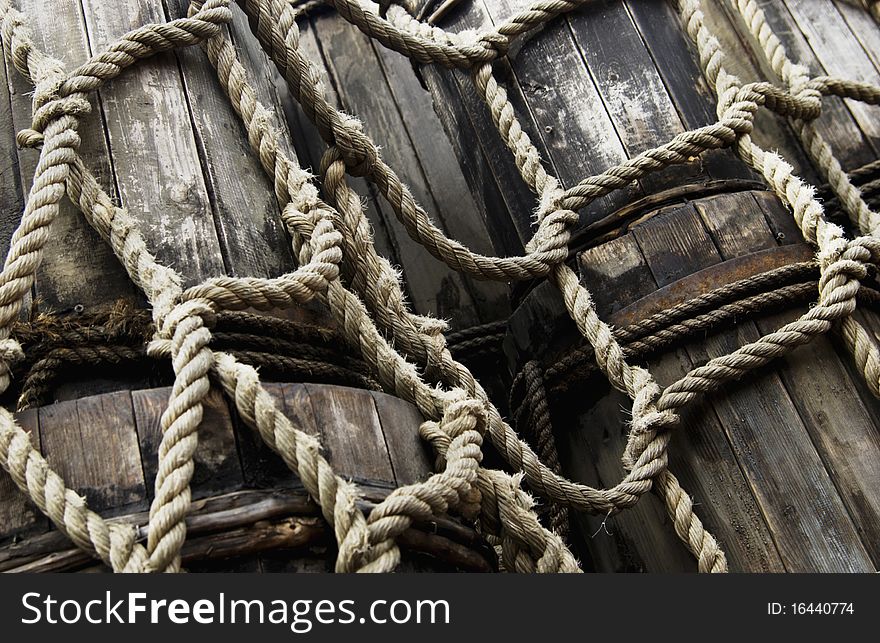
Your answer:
[68,139,400,570]
[242,0,685,513]
[0,0,90,393]
[0,408,150,571]
[322,0,880,566]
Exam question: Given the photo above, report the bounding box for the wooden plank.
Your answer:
[409,1,569,247]
[697,0,823,184]
[369,390,431,486]
[38,392,145,514]
[3,0,139,312]
[715,191,880,564]
[715,0,876,172]
[835,0,880,81]
[234,381,300,489]
[481,0,639,217]
[577,227,784,572]
[0,410,46,541]
[80,0,225,286]
[572,235,698,572]
[294,18,407,291]
[419,67,526,258]
[0,48,24,261]
[567,0,704,194]
[302,383,395,485]
[623,0,754,181]
[633,202,874,571]
[164,0,296,279]
[131,386,243,501]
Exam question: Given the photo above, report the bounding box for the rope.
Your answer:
[0,0,878,574]
[7,307,383,410]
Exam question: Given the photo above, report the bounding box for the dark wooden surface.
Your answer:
[4,0,880,573]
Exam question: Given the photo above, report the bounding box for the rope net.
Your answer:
[1,0,879,573]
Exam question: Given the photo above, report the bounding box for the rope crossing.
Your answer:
[0,0,879,573]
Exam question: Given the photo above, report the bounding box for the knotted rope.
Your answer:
[1,0,879,574]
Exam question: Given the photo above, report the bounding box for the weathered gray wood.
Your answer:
[729,193,880,565]
[290,18,409,294]
[313,12,487,326]
[131,387,244,501]
[3,0,140,312]
[79,0,225,285]
[303,382,396,485]
[783,0,880,149]
[622,0,753,182]
[566,0,705,194]
[0,384,492,572]
[481,0,639,219]
[371,37,510,322]
[571,236,701,572]
[0,50,23,262]
[714,0,876,172]
[688,0,825,183]
[0,487,494,572]
[164,0,297,279]
[39,392,146,515]
[370,390,432,486]
[836,0,880,82]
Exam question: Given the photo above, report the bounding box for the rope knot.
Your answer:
[18,69,92,149]
[477,30,510,58]
[334,115,379,177]
[622,369,678,471]
[153,298,216,342]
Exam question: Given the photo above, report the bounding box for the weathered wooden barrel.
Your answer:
[4,0,880,574]
[0,0,503,572]
[390,0,880,571]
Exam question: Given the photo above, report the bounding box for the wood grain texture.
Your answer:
[38,392,146,515]
[3,0,140,313]
[80,0,225,285]
[164,0,297,280]
[131,387,244,501]
[714,0,876,172]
